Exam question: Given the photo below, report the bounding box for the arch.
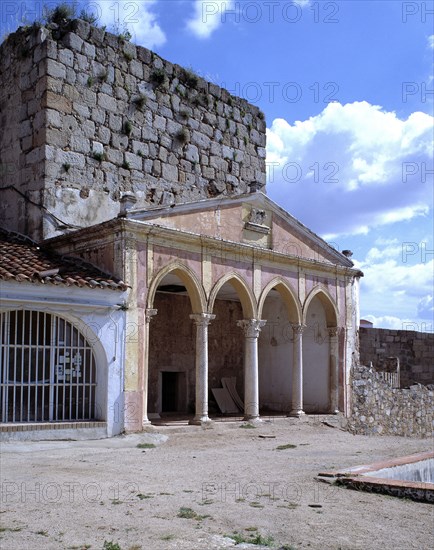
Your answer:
[303,287,338,327]
[147,261,207,314]
[208,272,257,319]
[258,277,302,324]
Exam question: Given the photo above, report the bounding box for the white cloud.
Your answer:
[186,0,235,39]
[362,314,428,331]
[428,35,434,49]
[94,0,166,49]
[266,101,434,237]
[418,295,434,319]
[355,239,434,331]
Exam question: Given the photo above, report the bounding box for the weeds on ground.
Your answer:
[240,423,256,429]
[136,493,153,500]
[177,507,209,521]
[103,541,121,550]
[227,530,274,546]
[276,443,297,450]
[160,534,175,541]
[249,501,264,509]
[136,443,156,449]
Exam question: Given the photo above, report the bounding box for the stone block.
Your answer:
[83,121,96,139]
[92,141,104,155]
[109,113,122,132]
[98,126,111,144]
[130,60,143,79]
[191,130,210,149]
[154,115,166,131]
[83,42,96,58]
[90,26,106,44]
[106,148,123,165]
[46,109,62,128]
[125,152,142,170]
[55,150,86,169]
[73,103,90,118]
[70,135,90,153]
[71,19,91,40]
[142,128,158,142]
[46,59,66,79]
[91,107,106,124]
[185,144,199,163]
[45,126,67,147]
[76,53,89,71]
[66,67,77,85]
[98,92,117,112]
[59,48,74,67]
[63,33,84,53]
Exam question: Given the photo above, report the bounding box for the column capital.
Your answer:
[145,308,158,323]
[237,319,266,338]
[190,313,216,326]
[291,323,306,334]
[328,326,339,337]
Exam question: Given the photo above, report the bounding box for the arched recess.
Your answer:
[0,308,107,424]
[258,278,302,324]
[302,287,338,328]
[146,262,206,418]
[147,261,207,314]
[302,287,338,413]
[208,273,257,319]
[257,278,302,413]
[206,273,257,416]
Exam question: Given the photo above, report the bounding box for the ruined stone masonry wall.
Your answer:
[359,327,434,387]
[349,364,433,438]
[0,19,266,241]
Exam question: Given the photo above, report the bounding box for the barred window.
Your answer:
[0,310,97,423]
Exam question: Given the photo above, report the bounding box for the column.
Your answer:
[142,308,157,427]
[289,323,305,417]
[189,313,216,425]
[237,319,266,421]
[329,327,339,414]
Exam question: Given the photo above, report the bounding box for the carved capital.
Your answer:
[291,323,306,335]
[145,308,158,323]
[328,326,339,337]
[190,313,216,326]
[237,319,267,338]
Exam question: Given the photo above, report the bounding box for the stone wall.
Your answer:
[0,19,266,241]
[359,327,434,387]
[348,364,433,438]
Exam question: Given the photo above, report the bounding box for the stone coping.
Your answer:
[318,451,434,503]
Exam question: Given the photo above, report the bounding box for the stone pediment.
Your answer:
[126,192,353,267]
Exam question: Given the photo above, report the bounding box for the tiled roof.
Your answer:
[0,228,128,291]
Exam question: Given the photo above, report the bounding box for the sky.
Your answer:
[1,0,433,331]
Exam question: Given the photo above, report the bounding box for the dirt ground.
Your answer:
[0,415,433,550]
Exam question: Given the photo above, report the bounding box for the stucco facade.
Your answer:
[46,192,362,431]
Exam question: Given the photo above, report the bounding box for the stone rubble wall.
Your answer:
[0,19,266,241]
[348,363,434,438]
[359,327,434,387]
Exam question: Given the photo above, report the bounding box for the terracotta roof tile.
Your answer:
[0,228,129,291]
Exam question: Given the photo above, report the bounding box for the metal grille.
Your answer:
[0,310,97,423]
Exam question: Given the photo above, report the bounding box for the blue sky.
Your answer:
[2,1,433,331]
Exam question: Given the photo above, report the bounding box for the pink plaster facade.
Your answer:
[47,192,362,431]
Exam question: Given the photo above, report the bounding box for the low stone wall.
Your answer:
[359,327,434,387]
[349,364,433,438]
